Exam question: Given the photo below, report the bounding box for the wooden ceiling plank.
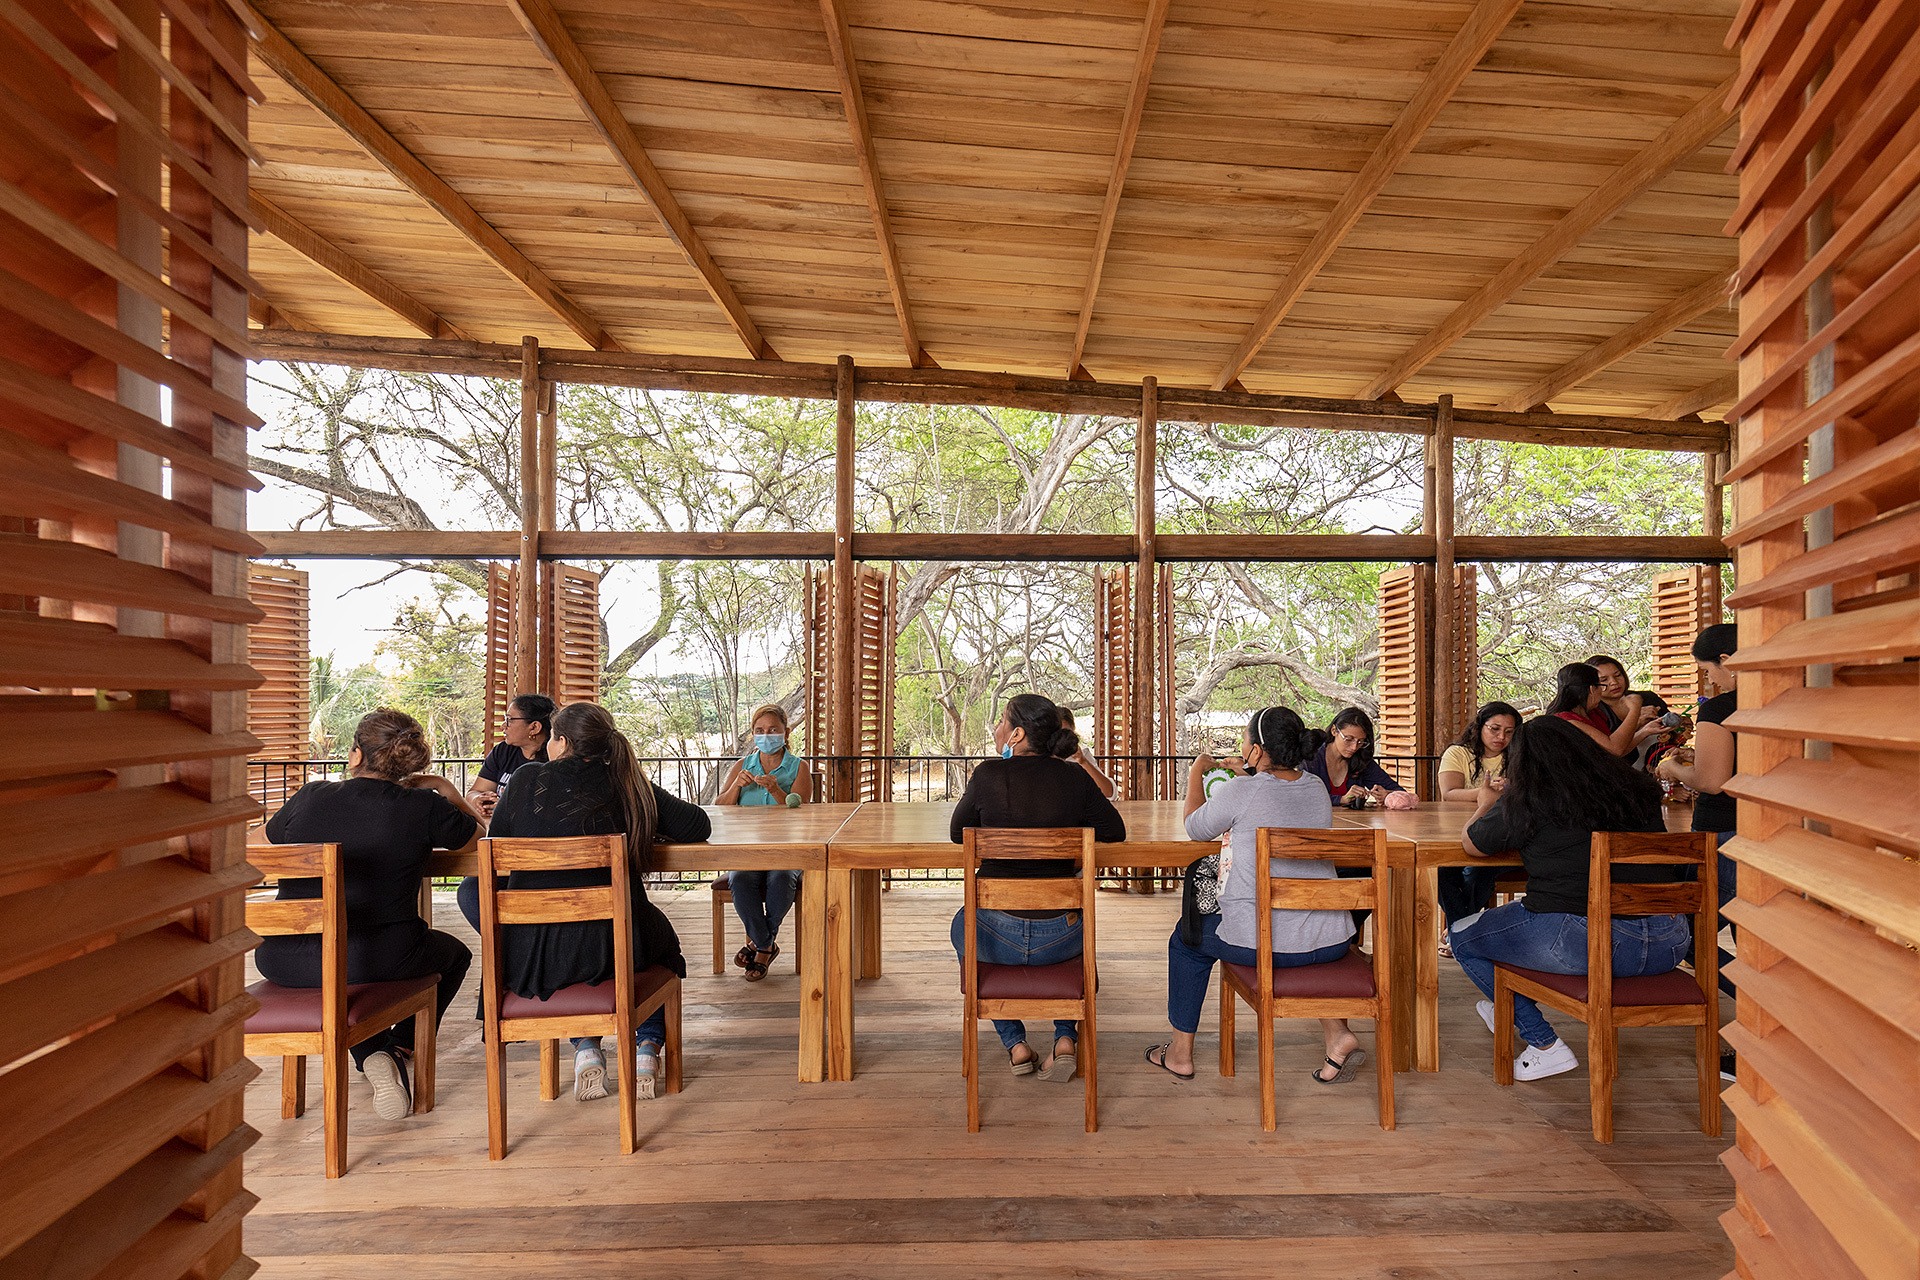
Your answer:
[1356,73,1738,401]
[248,8,619,351]
[1647,371,1737,421]
[251,194,468,341]
[1065,0,1170,379]
[1497,270,1732,411]
[819,0,929,367]
[507,0,777,360]
[1210,0,1524,391]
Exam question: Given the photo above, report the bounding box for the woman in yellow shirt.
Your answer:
[1437,701,1521,946]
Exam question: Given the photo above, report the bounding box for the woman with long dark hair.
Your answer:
[1546,662,1643,757]
[459,702,711,1103]
[950,693,1124,1082]
[260,708,481,1120]
[1146,706,1364,1085]
[1301,707,1415,807]
[1449,715,1690,1081]
[1436,701,1521,932]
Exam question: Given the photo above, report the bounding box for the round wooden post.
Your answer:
[1432,394,1456,765]
[832,355,857,804]
[1132,377,1157,806]
[516,335,540,698]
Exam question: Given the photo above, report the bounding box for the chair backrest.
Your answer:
[477,835,631,1023]
[1586,830,1715,1009]
[245,842,345,1039]
[960,827,1096,1000]
[1251,827,1391,1001]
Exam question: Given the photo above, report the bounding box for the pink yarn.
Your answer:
[1384,790,1418,811]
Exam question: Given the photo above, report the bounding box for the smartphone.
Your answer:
[1659,711,1683,729]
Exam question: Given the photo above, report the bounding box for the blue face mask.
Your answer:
[1000,743,1013,759]
[753,733,784,754]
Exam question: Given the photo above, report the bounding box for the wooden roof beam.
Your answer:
[1648,372,1738,421]
[248,10,619,351]
[818,0,928,367]
[1066,0,1170,380]
[1358,74,1738,401]
[252,194,469,341]
[1211,0,1524,391]
[1497,271,1733,411]
[507,0,777,361]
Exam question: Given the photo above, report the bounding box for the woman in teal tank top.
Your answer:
[717,704,812,980]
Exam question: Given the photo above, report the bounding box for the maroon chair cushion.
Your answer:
[1226,948,1376,999]
[1497,964,1705,1006]
[711,874,731,892]
[968,959,1085,1000]
[498,966,677,1020]
[244,975,439,1035]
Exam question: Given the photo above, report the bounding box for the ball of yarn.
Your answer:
[786,792,802,808]
[1384,790,1418,811]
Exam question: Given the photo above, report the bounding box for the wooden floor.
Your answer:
[243,887,1735,1278]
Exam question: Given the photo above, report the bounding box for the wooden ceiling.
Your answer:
[243,0,1742,419]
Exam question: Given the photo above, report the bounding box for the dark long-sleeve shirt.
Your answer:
[950,754,1125,883]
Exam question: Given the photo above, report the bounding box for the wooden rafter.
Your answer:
[1358,74,1738,401]
[1211,0,1524,391]
[1648,372,1738,421]
[1066,0,1170,380]
[1498,271,1733,412]
[818,0,927,367]
[248,10,619,351]
[251,194,468,341]
[507,0,777,361]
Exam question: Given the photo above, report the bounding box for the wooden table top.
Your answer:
[1332,800,1695,867]
[824,798,1217,868]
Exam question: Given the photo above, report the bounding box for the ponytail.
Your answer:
[550,702,657,874]
[1247,705,1313,769]
[1006,692,1079,759]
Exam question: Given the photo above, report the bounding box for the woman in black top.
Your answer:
[950,694,1124,1082]
[467,693,554,820]
[1655,622,1740,1013]
[458,701,712,1103]
[1449,715,1690,1082]
[258,708,482,1120]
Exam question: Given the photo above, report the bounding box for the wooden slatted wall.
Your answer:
[540,561,601,706]
[483,562,515,748]
[1448,565,1479,735]
[1375,566,1427,789]
[805,563,893,802]
[1717,5,1920,1278]
[1093,564,1134,799]
[0,0,264,1274]
[245,565,308,807]
[804,565,830,761]
[1650,565,1718,705]
[1156,563,1176,800]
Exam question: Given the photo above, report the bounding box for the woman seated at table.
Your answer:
[1546,662,1647,757]
[1587,654,1669,768]
[716,703,811,982]
[1449,715,1691,1081]
[1147,705,1363,1085]
[950,693,1124,1081]
[459,701,712,1103]
[1055,705,1117,798]
[1302,708,1416,808]
[258,708,482,1121]
[1437,701,1522,936]
[467,693,554,819]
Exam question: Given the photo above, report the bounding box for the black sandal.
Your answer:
[744,948,775,982]
[1144,1043,1195,1082]
[1311,1048,1367,1084]
[733,943,756,969]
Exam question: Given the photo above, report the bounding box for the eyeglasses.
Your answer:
[504,716,532,725]
[1335,733,1370,748]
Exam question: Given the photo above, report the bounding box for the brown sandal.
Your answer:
[744,947,775,981]
[733,943,756,969]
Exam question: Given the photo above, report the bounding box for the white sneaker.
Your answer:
[633,1044,661,1101]
[1513,1038,1579,1081]
[1475,1000,1496,1035]
[360,1049,412,1119]
[573,1045,608,1101]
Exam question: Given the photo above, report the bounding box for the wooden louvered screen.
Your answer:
[1717,7,1920,1279]
[540,561,601,705]
[1447,564,1478,736]
[1375,566,1426,790]
[1093,565,1135,799]
[0,0,262,1275]
[1649,566,1717,705]
[804,564,894,802]
[1156,563,1175,800]
[483,562,516,749]
[246,565,310,807]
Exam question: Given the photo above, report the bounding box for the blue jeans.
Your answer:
[950,908,1083,1050]
[1166,915,1354,1035]
[1449,902,1691,1048]
[730,870,801,951]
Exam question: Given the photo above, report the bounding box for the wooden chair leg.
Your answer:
[1697,1021,1722,1138]
[1374,1009,1396,1132]
[322,1044,348,1179]
[484,1026,508,1161]
[616,1010,637,1156]
[1493,973,1515,1085]
[1257,1003,1276,1133]
[665,982,684,1095]
[539,1038,560,1102]
[1082,1006,1098,1134]
[1219,973,1236,1077]
[1589,1018,1616,1143]
[413,1005,437,1114]
[963,1006,980,1133]
[712,892,727,975]
[793,895,804,973]
[281,1055,306,1119]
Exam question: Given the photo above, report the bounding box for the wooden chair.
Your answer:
[1493,831,1720,1143]
[477,834,682,1159]
[960,827,1098,1133]
[1219,827,1394,1132]
[243,843,441,1179]
[710,872,803,974]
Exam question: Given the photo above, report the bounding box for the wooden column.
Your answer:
[1702,451,1724,625]
[516,336,540,697]
[1132,377,1157,802]
[538,378,558,533]
[1431,395,1456,758]
[832,355,857,804]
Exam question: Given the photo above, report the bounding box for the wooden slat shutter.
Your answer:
[484,562,515,748]
[1375,566,1426,790]
[0,2,261,1275]
[245,564,309,763]
[851,565,894,803]
[1649,566,1716,705]
[1718,9,1920,1278]
[541,562,601,705]
[804,565,832,759]
[1093,565,1134,799]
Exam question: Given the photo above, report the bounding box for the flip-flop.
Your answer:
[1310,1047,1367,1085]
[1008,1043,1038,1077]
[1143,1042,1195,1082]
[1040,1046,1078,1083]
